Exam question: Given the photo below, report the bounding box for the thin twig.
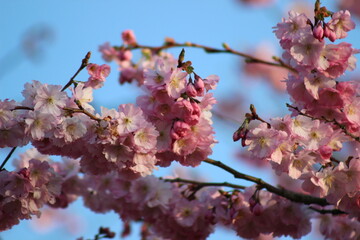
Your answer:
[63,107,101,122]
[204,158,330,206]
[309,206,346,215]
[61,51,91,92]
[0,147,17,171]
[162,177,246,190]
[287,103,360,142]
[118,42,297,73]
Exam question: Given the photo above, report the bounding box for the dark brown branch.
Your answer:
[61,51,91,92]
[309,206,346,215]
[0,147,17,171]
[119,42,297,73]
[204,158,330,206]
[11,106,34,111]
[63,107,101,122]
[286,103,360,142]
[162,177,246,190]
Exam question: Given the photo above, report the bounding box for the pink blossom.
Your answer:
[165,68,187,98]
[245,123,287,160]
[71,83,94,112]
[203,75,219,91]
[133,125,159,153]
[328,10,356,39]
[130,153,157,177]
[303,72,335,100]
[0,100,19,128]
[99,42,118,62]
[173,199,200,227]
[121,30,137,46]
[85,64,111,89]
[273,11,309,41]
[61,117,87,143]
[290,35,325,67]
[25,111,56,140]
[117,104,146,135]
[34,83,68,116]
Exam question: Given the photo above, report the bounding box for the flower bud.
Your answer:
[186,84,197,97]
[324,24,337,42]
[313,23,324,41]
[122,30,137,46]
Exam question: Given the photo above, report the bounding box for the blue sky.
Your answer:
[0,0,358,239]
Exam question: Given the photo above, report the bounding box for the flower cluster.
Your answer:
[100,34,219,167]
[1,2,360,239]
[235,6,360,224]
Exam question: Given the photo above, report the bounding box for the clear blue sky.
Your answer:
[0,0,357,239]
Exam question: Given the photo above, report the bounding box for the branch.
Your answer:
[286,103,360,142]
[204,158,330,206]
[309,206,346,215]
[61,51,91,92]
[0,147,17,171]
[63,107,101,122]
[119,41,297,73]
[162,177,246,190]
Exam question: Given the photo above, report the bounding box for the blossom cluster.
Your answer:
[1,2,360,240]
[235,6,360,222]
[100,32,219,167]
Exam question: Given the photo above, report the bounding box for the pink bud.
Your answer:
[324,24,337,42]
[18,168,30,179]
[319,145,332,160]
[186,84,197,97]
[170,121,191,140]
[328,30,337,42]
[194,78,205,96]
[122,30,137,46]
[252,203,263,216]
[313,23,324,41]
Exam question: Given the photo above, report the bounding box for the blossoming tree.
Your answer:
[1,0,359,239]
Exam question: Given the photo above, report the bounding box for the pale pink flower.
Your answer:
[290,35,325,67]
[25,111,56,140]
[245,123,286,159]
[302,120,332,151]
[117,104,146,135]
[203,75,219,91]
[273,11,309,41]
[103,144,133,166]
[328,10,356,40]
[303,72,335,99]
[130,153,157,177]
[291,115,313,139]
[133,125,159,153]
[144,59,171,90]
[34,84,68,116]
[165,68,187,98]
[172,135,197,156]
[173,199,200,227]
[13,148,50,169]
[99,42,118,62]
[288,151,316,179]
[22,80,43,107]
[61,117,87,143]
[344,98,360,125]
[85,64,111,89]
[0,100,18,128]
[71,83,94,112]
